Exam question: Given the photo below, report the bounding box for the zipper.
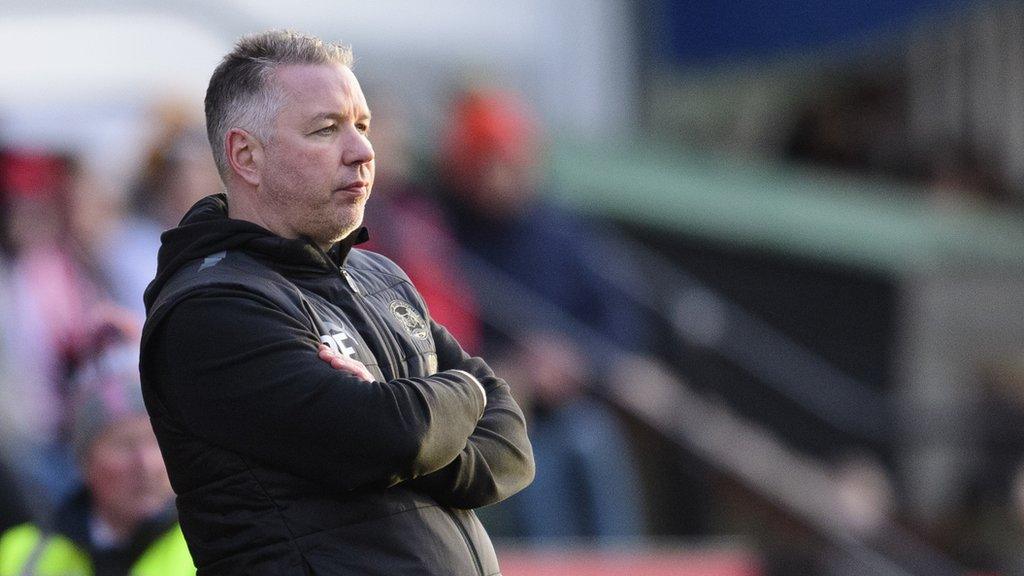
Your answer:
[340,267,405,380]
[340,267,361,295]
[443,508,485,576]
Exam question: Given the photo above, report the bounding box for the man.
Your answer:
[0,320,193,576]
[138,30,534,575]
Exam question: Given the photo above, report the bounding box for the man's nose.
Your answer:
[342,131,374,166]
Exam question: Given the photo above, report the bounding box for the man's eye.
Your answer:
[355,123,370,134]
[316,125,337,135]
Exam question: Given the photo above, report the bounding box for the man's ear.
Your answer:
[226,128,263,187]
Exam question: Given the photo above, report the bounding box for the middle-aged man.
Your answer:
[138,30,534,575]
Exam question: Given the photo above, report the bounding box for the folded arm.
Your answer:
[403,321,535,509]
[143,291,485,492]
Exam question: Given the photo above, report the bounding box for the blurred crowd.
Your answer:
[0,82,1023,576]
[0,87,658,575]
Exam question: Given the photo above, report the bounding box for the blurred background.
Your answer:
[1,1,1024,575]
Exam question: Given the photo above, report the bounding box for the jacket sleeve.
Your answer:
[142,290,485,492]
[406,320,535,509]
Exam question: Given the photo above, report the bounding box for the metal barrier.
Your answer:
[457,244,965,576]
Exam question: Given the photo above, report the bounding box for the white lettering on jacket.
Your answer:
[320,330,357,360]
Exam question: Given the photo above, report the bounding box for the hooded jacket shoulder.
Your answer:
[144,194,332,317]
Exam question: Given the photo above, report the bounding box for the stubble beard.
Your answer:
[260,172,369,248]
[307,194,368,248]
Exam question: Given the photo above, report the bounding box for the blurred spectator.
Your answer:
[130,104,222,231]
[784,78,1021,213]
[784,77,909,178]
[0,149,105,513]
[436,87,648,539]
[0,150,72,257]
[494,334,644,541]
[360,95,483,352]
[0,318,193,576]
[109,114,220,316]
[438,87,649,353]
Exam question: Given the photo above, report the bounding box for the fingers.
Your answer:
[318,345,374,381]
[319,345,372,379]
[318,345,345,368]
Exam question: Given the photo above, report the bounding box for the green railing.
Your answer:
[548,139,1024,275]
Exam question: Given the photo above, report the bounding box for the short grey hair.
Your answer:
[204,30,354,180]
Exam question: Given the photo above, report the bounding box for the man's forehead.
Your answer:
[273,63,368,110]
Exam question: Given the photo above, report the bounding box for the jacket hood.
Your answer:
[143,193,367,313]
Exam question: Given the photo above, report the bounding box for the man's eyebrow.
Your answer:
[312,112,343,123]
[312,111,372,123]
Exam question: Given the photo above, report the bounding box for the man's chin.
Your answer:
[315,223,363,249]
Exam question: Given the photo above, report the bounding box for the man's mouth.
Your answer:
[338,181,369,195]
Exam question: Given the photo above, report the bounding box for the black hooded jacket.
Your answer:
[139,194,534,575]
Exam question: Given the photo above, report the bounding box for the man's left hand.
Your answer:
[318,344,374,381]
